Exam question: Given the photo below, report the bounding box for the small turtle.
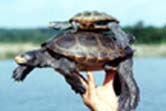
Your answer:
[13,32,139,110]
[49,11,119,31]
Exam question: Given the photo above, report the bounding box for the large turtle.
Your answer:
[13,32,139,111]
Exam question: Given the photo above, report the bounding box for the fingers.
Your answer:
[81,72,95,111]
[87,71,96,89]
[81,71,96,97]
[78,74,88,88]
[86,71,97,97]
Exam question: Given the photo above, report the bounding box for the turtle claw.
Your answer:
[13,66,34,81]
[13,67,24,81]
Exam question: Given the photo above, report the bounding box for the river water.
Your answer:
[0,58,166,111]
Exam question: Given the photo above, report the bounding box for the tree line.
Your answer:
[0,22,166,44]
[124,21,166,44]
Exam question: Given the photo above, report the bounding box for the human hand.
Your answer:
[80,71,119,111]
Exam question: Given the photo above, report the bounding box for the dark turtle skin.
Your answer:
[13,32,139,111]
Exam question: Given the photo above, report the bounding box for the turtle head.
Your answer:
[48,21,72,30]
[15,50,40,66]
[48,21,58,28]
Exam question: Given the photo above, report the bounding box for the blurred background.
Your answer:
[0,0,166,111]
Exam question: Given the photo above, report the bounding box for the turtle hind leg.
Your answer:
[118,79,131,111]
[108,22,130,49]
[118,58,140,110]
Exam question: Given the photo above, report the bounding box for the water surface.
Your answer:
[0,58,166,111]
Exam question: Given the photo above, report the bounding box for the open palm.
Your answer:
[80,71,119,111]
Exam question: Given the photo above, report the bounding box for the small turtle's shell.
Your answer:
[43,32,130,71]
[70,11,119,24]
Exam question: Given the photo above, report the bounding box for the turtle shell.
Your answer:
[42,32,132,70]
[70,11,119,24]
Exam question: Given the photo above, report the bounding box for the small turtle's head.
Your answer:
[48,21,72,30]
[15,51,38,66]
[48,21,57,28]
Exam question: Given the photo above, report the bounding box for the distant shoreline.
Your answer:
[0,43,40,59]
[133,44,166,57]
[0,43,166,59]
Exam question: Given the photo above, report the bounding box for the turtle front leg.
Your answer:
[13,65,34,81]
[63,71,86,94]
[118,58,140,111]
[51,58,86,94]
[70,21,80,33]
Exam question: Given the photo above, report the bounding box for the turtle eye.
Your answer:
[22,54,33,61]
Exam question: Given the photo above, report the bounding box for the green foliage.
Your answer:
[0,22,166,44]
[124,21,166,44]
[0,28,58,44]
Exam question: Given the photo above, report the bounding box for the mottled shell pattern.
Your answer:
[70,11,119,24]
[70,11,119,30]
[43,32,128,70]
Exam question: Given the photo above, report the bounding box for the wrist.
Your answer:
[89,102,114,111]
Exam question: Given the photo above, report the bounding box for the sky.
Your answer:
[0,0,166,28]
